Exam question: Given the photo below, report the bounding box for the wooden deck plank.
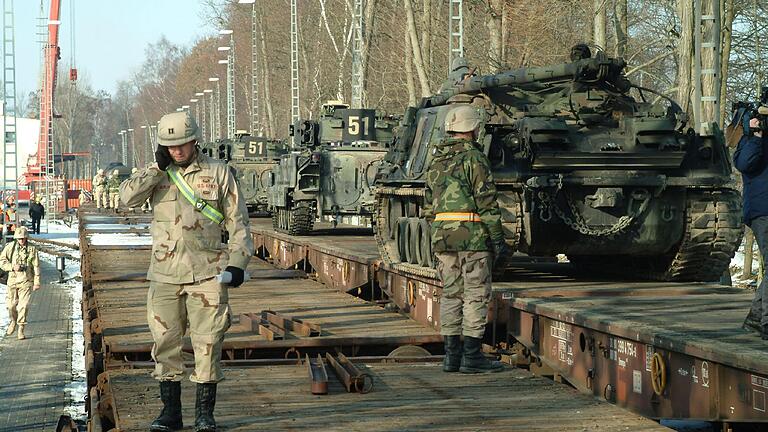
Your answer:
[89,251,439,355]
[106,363,670,431]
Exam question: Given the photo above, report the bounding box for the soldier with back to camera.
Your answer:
[119,111,253,432]
[426,104,507,374]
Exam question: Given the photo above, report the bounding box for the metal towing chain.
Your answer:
[537,183,651,238]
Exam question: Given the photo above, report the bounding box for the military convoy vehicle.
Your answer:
[374,53,742,282]
[268,101,398,235]
[201,135,287,215]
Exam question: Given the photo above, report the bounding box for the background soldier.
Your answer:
[29,197,45,234]
[1,227,41,340]
[119,111,253,432]
[108,169,121,211]
[734,116,768,338]
[438,57,471,93]
[93,168,107,209]
[426,104,507,374]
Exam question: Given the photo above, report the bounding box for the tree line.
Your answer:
[28,0,768,177]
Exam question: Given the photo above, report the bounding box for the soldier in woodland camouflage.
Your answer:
[108,170,121,211]
[425,104,506,374]
[120,111,253,432]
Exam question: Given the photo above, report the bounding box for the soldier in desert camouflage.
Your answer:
[426,104,507,374]
[120,111,253,432]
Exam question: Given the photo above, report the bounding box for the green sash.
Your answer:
[167,168,225,225]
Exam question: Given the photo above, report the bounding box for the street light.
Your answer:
[140,125,150,166]
[239,0,260,135]
[219,29,236,139]
[196,92,207,142]
[204,89,214,141]
[209,77,221,140]
[118,130,127,166]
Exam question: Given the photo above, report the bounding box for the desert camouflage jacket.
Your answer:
[0,241,40,287]
[119,152,254,284]
[425,137,504,252]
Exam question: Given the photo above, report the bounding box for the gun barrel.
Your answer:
[428,56,627,107]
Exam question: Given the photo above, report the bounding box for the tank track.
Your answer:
[570,189,743,282]
[659,188,743,281]
[272,206,315,236]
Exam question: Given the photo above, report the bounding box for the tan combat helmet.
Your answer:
[157,111,199,147]
[14,226,28,239]
[444,105,482,133]
[97,168,104,175]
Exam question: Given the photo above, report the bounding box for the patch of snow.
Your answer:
[40,252,87,421]
[89,233,152,246]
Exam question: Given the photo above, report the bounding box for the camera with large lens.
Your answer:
[727,87,768,146]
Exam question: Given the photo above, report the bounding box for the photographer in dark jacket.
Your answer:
[28,198,45,235]
[734,117,768,338]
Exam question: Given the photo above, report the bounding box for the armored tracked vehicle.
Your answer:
[374,53,742,282]
[269,101,398,235]
[201,135,287,215]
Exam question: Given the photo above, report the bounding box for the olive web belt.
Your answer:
[167,168,225,225]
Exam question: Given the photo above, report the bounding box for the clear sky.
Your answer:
[15,0,215,99]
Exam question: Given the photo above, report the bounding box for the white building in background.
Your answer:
[0,110,41,188]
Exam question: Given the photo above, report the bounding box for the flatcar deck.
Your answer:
[96,361,669,431]
[250,220,768,423]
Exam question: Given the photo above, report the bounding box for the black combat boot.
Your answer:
[459,336,504,374]
[195,383,218,432]
[150,381,183,432]
[443,335,462,372]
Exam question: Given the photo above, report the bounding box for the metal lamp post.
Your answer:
[238,0,259,135]
[203,89,214,141]
[140,125,150,166]
[218,29,235,139]
[195,92,206,142]
[118,130,127,166]
[208,77,221,140]
[127,128,136,169]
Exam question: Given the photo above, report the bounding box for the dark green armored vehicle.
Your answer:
[269,101,398,234]
[201,135,287,215]
[375,53,742,282]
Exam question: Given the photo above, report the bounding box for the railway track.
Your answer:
[77,207,767,430]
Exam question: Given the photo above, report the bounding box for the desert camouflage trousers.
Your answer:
[147,278,231,383]
[94,186,107,209]
[435,251,492,339]
[6,282,31,325]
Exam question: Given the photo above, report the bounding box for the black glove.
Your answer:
[225,266,245,288]
[492,240,511,271]
[155,146,172,171]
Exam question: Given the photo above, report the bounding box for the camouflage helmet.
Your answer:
[451,57,468,71]
[157,111,199,147]
[444,105,482,133]
[14,226,28,239]
[97,168,104,175]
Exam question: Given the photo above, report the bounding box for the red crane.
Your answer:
[34,0,62,177]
